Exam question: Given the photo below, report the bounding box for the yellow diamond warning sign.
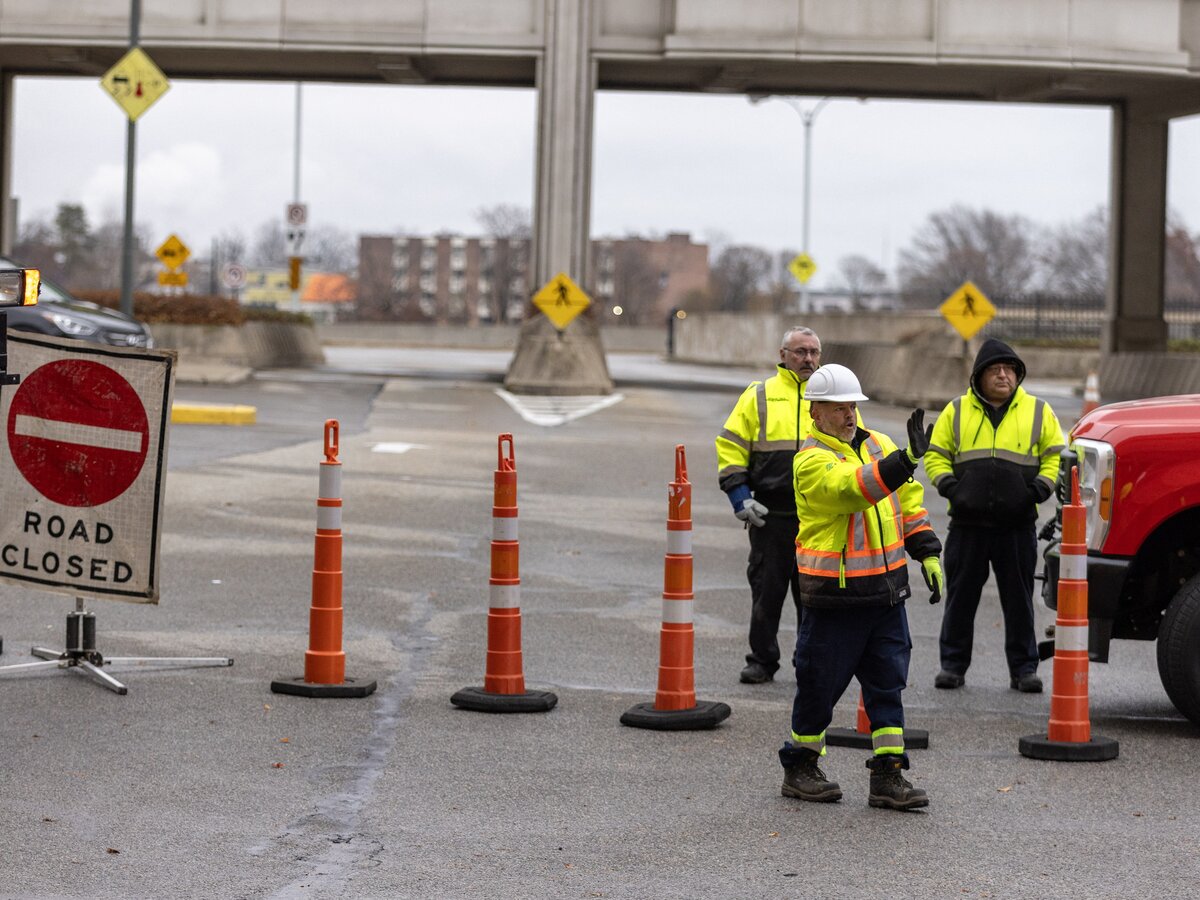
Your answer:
[101,47,171,122]
[533,272,591,331]
[155,234,190,271]
[939,281,996,341]
[788,253,817,285]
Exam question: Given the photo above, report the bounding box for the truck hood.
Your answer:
[1072,394,1200,443]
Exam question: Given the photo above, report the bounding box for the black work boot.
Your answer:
[781,749,842,803]
[866,754,928,811]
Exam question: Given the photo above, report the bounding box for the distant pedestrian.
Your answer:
[716,326,823,684]
[779,364,943,811]
[924,338,1066,693]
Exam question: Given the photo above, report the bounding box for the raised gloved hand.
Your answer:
[735,498,769,528]
[921,556,943,604]
[905,408,933,464]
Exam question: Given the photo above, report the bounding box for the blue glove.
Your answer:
[921,557,943,604]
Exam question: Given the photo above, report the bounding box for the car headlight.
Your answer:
[47,311,98,337]
[1072,437,1115,550]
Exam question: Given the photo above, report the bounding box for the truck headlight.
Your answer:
[1072,437,1115,550]
[0,268,40,307]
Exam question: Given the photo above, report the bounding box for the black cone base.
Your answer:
[1019,732,1120,761]
[451,686,557,713]
[827,726,929,750]
[620,700,731,731]
[270,676,377,698]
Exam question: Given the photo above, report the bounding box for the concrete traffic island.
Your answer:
[503,314,614,395]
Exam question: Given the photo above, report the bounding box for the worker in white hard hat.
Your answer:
[778,363,945,812]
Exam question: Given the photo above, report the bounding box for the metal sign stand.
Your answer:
[0,597,233,695]
[0,310,15,656]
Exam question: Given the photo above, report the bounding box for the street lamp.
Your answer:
[749,94,839,314]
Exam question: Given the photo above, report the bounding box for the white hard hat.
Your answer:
[805,363,868,402]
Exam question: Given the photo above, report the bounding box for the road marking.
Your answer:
[494,390,623,427]
[372,442,427,454]
[14,414,143,452]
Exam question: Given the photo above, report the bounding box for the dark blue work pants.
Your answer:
[746,512,802,674]
[938,522,1039,679]
[780,603,911,767]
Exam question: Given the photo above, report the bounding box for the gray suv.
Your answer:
[0,256,154,348]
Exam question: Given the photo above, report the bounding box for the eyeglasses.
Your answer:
[782,347,821,358]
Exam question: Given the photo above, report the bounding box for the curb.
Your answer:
[171,403,257,425]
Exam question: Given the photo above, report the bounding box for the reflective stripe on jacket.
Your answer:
[924,386,1066,528]
[793,427,941,608]
[715,365,809,512]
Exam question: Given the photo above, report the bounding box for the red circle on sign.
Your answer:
[7,359,149,507]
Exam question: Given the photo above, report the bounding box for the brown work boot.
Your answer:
[866,755,928,811]
[782,750,842,803]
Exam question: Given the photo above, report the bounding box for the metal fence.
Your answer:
[975,294,1200,344]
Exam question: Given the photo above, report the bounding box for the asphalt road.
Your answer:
[0,356,1191,899]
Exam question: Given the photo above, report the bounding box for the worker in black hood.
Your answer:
[923,338,1066,693]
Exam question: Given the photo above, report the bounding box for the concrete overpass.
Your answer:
[3,0,1200,354]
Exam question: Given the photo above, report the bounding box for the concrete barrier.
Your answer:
[151,321,325,369]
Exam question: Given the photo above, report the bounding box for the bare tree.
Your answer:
[305,224,356,272]
[474,204,531,240]
[1038,207,1107,297]
[1166,212,1200,305]
[475,204,532,323]
[898,205,1038,303]
[711,244,772,311]
[213,229,248,267]
[250,220,287,267]
[610,238,663,325]
[838,254,887,306]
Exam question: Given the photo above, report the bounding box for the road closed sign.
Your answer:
[0,334,176,603]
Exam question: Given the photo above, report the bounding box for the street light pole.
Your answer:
[781,96,830,314]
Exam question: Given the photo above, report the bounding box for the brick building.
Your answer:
[357,232,708,325]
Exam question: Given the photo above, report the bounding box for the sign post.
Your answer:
[0,334,232,694]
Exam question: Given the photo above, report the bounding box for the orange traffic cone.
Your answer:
[1019,465,1118,761]
[621,445,730,730]
[452,434,557,713]
[826,687,929,749]
[1080,371,1101,417]
[272,420,377,698]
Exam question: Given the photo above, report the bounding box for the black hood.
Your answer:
[970,338,1026,395]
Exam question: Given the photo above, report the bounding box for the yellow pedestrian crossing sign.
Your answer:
[788,253,817,285]
[101,47,171,122]
[155,234,190,271]
[533,272,591,331]
[939,281,996,340]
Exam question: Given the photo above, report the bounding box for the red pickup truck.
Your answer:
[1041,394,1200,727]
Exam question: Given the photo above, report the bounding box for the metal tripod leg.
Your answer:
[104,656,233,669]
[73,659,128,695]
[31,647,66,661]
[0,658,66,676]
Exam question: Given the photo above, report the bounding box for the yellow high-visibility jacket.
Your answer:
[716,365,809,512]
[924,386,1065,528]
[793,426,941,608]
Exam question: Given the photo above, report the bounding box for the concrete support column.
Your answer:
[506,0,612,395]
[0,71,14,256]
[1105,103,1169,352]
[532,0,595,289]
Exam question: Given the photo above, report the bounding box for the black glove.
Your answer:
[936,477,959,500]
[904,409,933,463]
[1029,480,1053,504]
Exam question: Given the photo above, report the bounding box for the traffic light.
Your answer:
[288,256,302,291]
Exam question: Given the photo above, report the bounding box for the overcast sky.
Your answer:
[11,75,1200,290]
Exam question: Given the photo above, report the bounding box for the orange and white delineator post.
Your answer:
[826,687,929,749]
[622,445,730,730]
[1020,466,1118,760]
[452,434,557,713]
[272,420,377,698]
[1080,372,1101,418]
